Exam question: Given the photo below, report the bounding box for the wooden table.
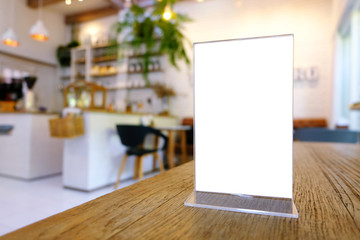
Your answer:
[2,142,360,239]
[156,125,191,169]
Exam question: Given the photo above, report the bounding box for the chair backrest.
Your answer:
[116,125,168,149]
[182,117,194,145]
[116,125,150,147]
[293,118,327,129]
[294,128,359,143]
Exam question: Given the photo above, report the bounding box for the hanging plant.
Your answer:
[152,83,176,98]
[114,0,192,86]
[56,40,80,67]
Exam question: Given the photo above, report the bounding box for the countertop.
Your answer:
[0,110,177,118]
[82,109,177,118]
[0,111,59,115]
[1,142,360,239]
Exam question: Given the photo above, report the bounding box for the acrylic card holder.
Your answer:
[185,35,298,218]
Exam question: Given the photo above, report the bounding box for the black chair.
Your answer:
[294,128,359,143]
[115,125,168,188]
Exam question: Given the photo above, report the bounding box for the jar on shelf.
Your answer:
[135,62,143,72]
[154,60,161,70]
[129,63,136,73]
[148,61,154,71]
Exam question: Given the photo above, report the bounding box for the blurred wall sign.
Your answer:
[294,67,319,82]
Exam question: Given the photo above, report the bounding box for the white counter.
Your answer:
[63,112,177,191]
[0,112,64,180]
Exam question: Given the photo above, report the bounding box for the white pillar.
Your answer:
[349,10,360,129]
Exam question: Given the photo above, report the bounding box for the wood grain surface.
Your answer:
[1,142,360,240]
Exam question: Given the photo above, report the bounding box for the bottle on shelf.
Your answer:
[154,60,161,71]
[129,63,136,73]
[135,62,142,72]
[148,61,154,71]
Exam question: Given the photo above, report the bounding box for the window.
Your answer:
[334,2,360,129]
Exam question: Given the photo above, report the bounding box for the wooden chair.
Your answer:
[114,125,168,188]
[175,118,194,156]
[293,118,327,128]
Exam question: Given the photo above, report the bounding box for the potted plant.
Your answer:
[56,40,80,67]
[114,0,191,86]
[152,83,176,115]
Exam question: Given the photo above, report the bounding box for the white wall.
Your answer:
[76,15,118,45]
[0,0,66,64]
[172,0,336,122]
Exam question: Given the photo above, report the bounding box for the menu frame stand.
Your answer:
[185,34,298,218]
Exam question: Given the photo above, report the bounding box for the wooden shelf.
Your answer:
[61,76,71,81]
[75,59,85,64]
[92,55,117,63]
[350,102,360,110]
[128,52,162,59]
[106,86,152,91]
[127,69,163,74]
[68,44,165,94]
[91,72,118,78]
[74,75,85,79]
[91,43,118,49]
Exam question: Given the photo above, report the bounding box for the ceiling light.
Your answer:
[162,5,172,21]
[2,0,19,47]
[2,28,19,47]
[30,0,49,41]
[30,20,49,41]
[65,0,84,5]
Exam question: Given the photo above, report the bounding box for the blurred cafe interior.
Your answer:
[0,0,359,238]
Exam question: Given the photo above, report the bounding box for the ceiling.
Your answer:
[45,0,111,15]
[27,0,197,24]
[26,0,175,24]
[26,0,126,24]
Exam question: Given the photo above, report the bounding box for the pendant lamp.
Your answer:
[2,28,19,47]
[30,0,49,41]
[2,1,19,47]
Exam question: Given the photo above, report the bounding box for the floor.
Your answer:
[0,172,159,236]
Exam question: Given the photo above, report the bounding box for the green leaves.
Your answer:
[56,40,80,67]
[114,1,192,82]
